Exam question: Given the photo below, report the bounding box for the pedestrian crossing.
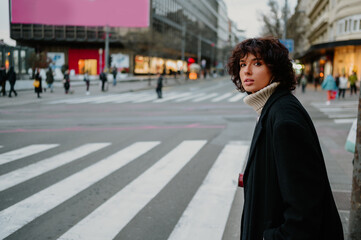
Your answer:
[311,101,358,124]
[0,140,250,239]
[48,91,247,105]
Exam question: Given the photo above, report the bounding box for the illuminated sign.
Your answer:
[11,0,149,27]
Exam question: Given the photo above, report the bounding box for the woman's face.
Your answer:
[239,53,272,93]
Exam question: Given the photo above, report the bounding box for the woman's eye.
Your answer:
[240,63,246,67]
[255,62,262,66]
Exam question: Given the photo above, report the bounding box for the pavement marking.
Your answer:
[0,141,160,239]
[228,93,246,102]
[0,143,111,192]
[334,118,356,124]
[0,144,59,165]
[152,92,191,103]
[319,108,357,113]
[192,93,219,102]
[168,142,249,240]
[211,92,233,102]
[174,93,206,102]
[58,140,207,240]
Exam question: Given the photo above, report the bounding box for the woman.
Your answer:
[338,74,348,99]
[321,74,338,105]
[46,67,54,92]
[34,69,42,98]
[227,37,343,240]
[7,66,17,97]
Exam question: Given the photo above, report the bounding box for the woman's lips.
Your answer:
[243,79,254,86]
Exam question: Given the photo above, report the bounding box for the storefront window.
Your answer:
[78,59,97,75]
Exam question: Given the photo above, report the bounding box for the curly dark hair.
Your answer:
[227,37,296,92]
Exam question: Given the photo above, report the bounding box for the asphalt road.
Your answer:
[0,78,356,239]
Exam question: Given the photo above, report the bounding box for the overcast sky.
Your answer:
[0,0,297,46]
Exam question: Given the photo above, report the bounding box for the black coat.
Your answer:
[241,87,343,240]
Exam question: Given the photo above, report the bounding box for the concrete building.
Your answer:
[299,0,361,81]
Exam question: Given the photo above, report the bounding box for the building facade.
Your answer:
[10,0,241,77]
[299,0,361,81]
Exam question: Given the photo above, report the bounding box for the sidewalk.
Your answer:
[294,84,357,239]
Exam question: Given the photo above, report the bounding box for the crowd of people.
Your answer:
[297,70,359,105]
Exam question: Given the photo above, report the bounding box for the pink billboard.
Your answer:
[11,0,149,27]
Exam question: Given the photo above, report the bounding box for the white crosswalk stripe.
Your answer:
[47,91,246,104]
[0,141,160,239]
[58,140,207,240]
[0,140,250,239]
[0,144,59,165]
[168,141,249,240]
[0,143,111,192]
[311,101,357,124]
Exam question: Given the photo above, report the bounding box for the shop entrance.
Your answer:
[78,59,97,75]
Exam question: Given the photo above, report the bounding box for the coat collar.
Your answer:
[243,87,290,179]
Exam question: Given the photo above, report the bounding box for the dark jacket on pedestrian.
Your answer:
[241,87,344,240]
[7,67,16,85]
[34,72,42,93]
[46,68,54,84]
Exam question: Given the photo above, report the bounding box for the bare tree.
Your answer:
[260,0,283,38]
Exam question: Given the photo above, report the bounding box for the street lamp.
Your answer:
[283,0,288,40]
[99,48,103,74]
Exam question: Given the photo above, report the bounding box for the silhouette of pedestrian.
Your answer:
[84,71,90,95]
[156,73,163,98]
[34,69,42,98]
[46,67,54,92]
[348,71,358,96]
[0,64,7,96]
[112,67,117,86]
[63,70,70,94]
[100,71,108,92]
[7,66,17,97]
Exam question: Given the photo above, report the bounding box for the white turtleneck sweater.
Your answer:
[243,82,280,115]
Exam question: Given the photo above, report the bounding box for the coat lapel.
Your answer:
[243,87,290,178]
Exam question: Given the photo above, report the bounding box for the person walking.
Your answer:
[46,67,54,93]
[84,71,90,95]
[155,73,163,98]
[300,73,307,93]
[321,74,338,105]
[0,64,7,96]
[227,37,343,240]
[112,67,117,86]
[7,66,17,97]
[63,70,70,94]
[34,69,42,98]
[338,74,348,99]
[348,71,358,96]
[99,70,108,92]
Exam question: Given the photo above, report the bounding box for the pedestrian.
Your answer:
[7,66,17,97]
[155,73,163,98]
[348,71,358,96]
[46,67,54,93]
[63,70,70,94]
[0,64,7,96]
[34,69,42,98]
[227,37,343,240]
[99,70,108,92]
[314,72,320,91]
[84,71,90,95]
[300,72,307,93]
[338,74,348,99]
[112,67,117,86]
[321,74,338,105]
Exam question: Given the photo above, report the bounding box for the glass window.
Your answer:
[359,19,361,30]
[354,20,357,31]
[345,20,348,32]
